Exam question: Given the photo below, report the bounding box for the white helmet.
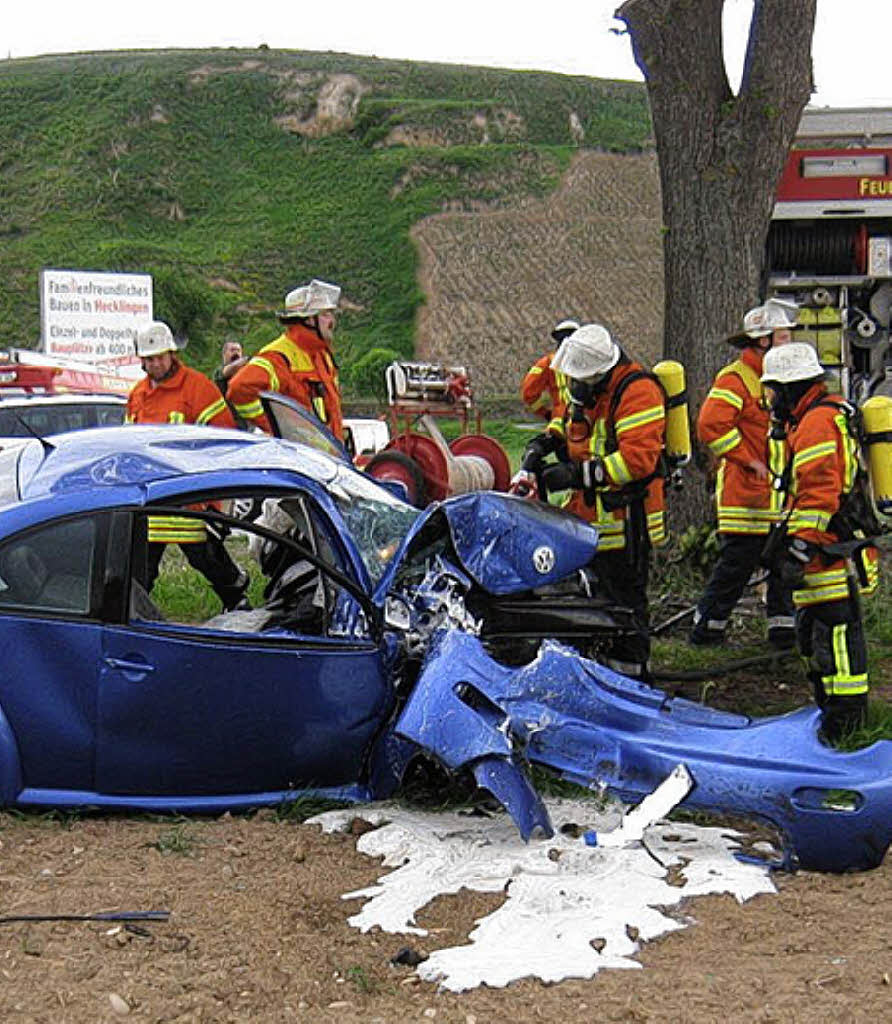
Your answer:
[743,298,799,338]
[135,321,177,358]
[551,323,620,380]
[761,342,824,385]
[551,318,580,343]
[278,279,341,321]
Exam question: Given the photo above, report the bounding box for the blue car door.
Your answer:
[94,502,393,798]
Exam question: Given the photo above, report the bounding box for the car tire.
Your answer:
[365,450,427,508]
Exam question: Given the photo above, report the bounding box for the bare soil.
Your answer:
[412,150,665,400]
[1,790,889,1023]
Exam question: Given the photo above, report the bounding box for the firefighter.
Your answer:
[127,321,250,612]
[690,300,798,648]
[760,342,879,741]
[520,319,579,424]
[512,324,667,679]
[228,279,343,438]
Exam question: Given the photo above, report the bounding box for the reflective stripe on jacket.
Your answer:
[783,385,880,607]
[562,361,667,551]
[227,327,343,439]
[697,347,784,535]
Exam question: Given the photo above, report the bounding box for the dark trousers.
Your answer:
[144,537,247,611]
[797,592,869,738]
[694,533,794,637]
[593,542,651,678]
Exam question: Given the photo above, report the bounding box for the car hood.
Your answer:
[373,491,598,602]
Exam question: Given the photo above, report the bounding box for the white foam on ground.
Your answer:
[309,794,776,992]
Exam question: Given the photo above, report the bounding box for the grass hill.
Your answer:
[0,47,654,399]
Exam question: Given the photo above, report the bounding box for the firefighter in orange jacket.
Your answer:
[127,321,249,611]
[761,342,879,740]
[520,319,579,423]
[512,324,666,679]
[690,300,797,648]
[228,279,343,438]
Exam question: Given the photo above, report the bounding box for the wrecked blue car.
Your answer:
[0,397,888,874]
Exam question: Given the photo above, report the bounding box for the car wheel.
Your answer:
[365,450,428,508]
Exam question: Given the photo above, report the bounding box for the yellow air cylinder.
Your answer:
[861,395,892,514]
[652,359,691,464]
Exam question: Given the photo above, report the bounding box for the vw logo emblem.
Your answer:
[532,545,555,574]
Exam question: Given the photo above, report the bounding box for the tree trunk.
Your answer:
[616,0,816,525]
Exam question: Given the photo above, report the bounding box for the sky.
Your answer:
[2,0,891,109]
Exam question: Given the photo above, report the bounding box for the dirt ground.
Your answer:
[1,794,889,1024]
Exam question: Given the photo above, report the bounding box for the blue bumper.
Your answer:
[395,630,892,873]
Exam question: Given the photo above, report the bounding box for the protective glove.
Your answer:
[541,461,581,494]
[778,536,811,589]
[520,432,562,473]
[509,469,539,499]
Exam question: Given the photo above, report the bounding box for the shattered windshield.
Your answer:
[328,466,420,584]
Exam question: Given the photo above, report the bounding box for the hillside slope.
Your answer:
[0,47,657,396]
[414,149,663,398]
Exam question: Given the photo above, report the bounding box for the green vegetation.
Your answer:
[0,48,651,389]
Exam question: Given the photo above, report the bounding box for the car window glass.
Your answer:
[128,491,369,641]
[327,465,419,584]
[0,517,96,614]
[0,401,124,437]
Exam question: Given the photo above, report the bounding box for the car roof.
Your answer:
[12,424,343,503]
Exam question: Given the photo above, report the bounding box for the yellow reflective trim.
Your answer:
[615,404,665,435]
[707,387,744,410]
[196,398,227,425]
[604,451,632,486]
[234,399,265,420]
[792,441,836,470]
[709,428,741,456]
[252,357,280,392]
[167,411,186,424]
[528,365,545,377]
[147,515,206,544]
[547,417,565,437]
[788,509,831,531]
[528,394,550,412]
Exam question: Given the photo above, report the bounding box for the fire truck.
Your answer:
[0,348,136,397]
[765,107,892,401]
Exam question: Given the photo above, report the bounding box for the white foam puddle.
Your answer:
[309,792,777,992]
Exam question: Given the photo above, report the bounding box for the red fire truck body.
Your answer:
[766,110,892,400]
[0,349,136,397]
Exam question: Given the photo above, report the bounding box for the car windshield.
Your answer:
[327,465,420,584]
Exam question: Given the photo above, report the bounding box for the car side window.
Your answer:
[128,492,370,641]
[0,517,96,615]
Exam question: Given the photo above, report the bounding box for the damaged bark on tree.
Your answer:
[615,0,817,523]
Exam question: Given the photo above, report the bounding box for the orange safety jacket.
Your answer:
[228,326,343,439]
[520,352,569,423]
[783,384,880,611]
[697,346,786,535]
[558,361,667,552]
[126,361,235,544]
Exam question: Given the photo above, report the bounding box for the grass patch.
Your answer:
[150,823,198,856]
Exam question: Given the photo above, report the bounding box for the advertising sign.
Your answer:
[40,268,152,373]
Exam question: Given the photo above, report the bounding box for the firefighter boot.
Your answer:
[689,609,725,647]
[819,695,868,745]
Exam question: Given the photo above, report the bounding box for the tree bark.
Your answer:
[616,0,817,524]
